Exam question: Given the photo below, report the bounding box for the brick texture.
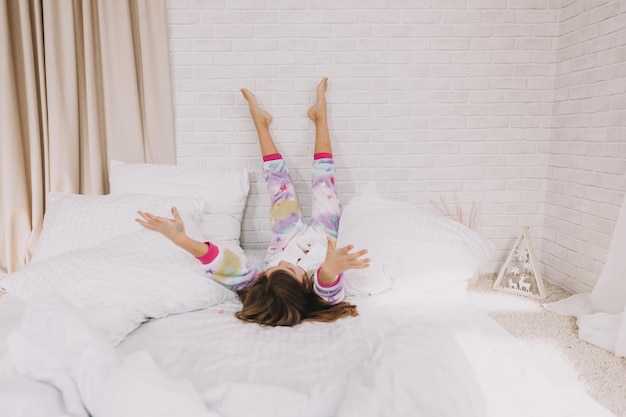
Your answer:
[166,0,626,293]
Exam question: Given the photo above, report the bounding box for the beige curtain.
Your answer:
[0,0,175,275]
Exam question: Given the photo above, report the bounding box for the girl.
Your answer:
[137,78,370,326]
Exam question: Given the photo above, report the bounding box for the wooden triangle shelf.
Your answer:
[493,227,546,299]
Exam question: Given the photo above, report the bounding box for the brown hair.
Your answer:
[235,269,358,326]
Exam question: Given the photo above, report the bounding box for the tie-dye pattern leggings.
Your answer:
[262,156,341,259]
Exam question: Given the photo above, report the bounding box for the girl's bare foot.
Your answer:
[307,77,328,122]
[241,88,272,127]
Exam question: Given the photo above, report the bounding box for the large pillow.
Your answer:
[337,183,494,297]
[31,192,204,263]
[109,161,250,244]
[1,229,235,346]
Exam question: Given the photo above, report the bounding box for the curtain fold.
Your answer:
[133,0,176,165]
[0,0,175,275]
[0,0,46,277]
[545,190,626,357]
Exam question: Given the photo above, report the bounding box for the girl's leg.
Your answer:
[308,78,341,239]
[308,78,331,155]
[241,88,278,157]
[241,89,306,262]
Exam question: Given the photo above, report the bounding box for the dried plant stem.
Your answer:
[429,193,480,229]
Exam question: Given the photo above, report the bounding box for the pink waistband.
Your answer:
[263,153,283,162]
[314,152,333,160]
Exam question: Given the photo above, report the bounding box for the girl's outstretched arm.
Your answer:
[136,207,209,257]
[136,207,257,290]
[318,237,370,284]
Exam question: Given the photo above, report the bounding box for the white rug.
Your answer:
[468,275,626,417]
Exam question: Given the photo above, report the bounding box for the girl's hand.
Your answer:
[136,207,187,245]
[319,237,370,284]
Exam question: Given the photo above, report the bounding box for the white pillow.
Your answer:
[109,161,250,244]
[1,229,235,346]
[337,183,494,297]
[31,192,204,263]
[381,240,479,301]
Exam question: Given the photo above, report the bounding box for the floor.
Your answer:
[467,275,626,417]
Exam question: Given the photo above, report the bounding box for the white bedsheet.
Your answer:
[1,293,216,417]
[116,293,615,417]
[0,272,616,417]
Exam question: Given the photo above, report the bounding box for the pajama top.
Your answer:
[195,155,345,304]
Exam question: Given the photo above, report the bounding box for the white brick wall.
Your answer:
[166,0,626,293]
[542,0,626,293]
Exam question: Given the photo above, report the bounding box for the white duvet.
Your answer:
[0,289,615,417]
[0,242,615,417]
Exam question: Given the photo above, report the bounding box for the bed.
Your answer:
[0,162,616,417]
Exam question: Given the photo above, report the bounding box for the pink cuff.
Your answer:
[196,242,219,264]
[263,153,283,162]
[317,267,342,288]
[314,152,333,160]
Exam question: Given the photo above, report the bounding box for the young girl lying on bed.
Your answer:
[137,78,370,327]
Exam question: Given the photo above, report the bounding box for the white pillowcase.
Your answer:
[337,183,494,297]
[109,161,250,244]
[2,230,235,346]
[31,192,204,263]
[380,241,482,301]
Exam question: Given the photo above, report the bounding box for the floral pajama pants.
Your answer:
[262,157,341,262]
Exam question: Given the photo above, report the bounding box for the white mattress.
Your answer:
[0,293,26,358]
[0,249,616,417]
[115,291,613,417]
